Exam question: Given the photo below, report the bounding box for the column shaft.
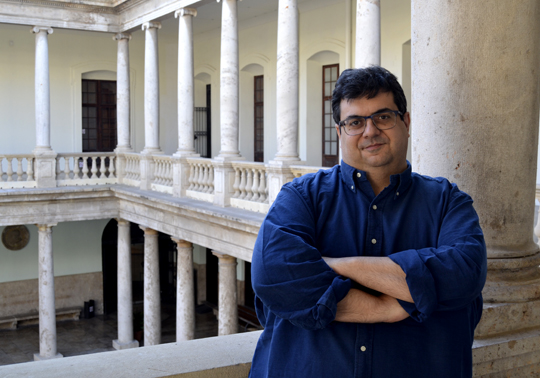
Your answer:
[114,33,132,151]
[355,0,381,68]
[113,219,138,350]
[142,22,162,154]
[142,226,161,346]
[218,0,241,158]
[33,27,53,151]
[35,224,62,360]
[173,239,195,341]
[213,251,238,336]
[275,0,300,161]
[175,8,198,156]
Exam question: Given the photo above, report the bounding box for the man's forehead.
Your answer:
[340,92,397,111]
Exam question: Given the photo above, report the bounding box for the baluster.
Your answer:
[126,158,133,179]
[194,164,202,191]
[16,158,24,181]
[55,157,62,180]
[238,168,247,199]
[202,165,209,193]
[233,167,241,198]
[188,164,195,190]
[167,162,173,186]
[6,158,13,182]
[26,157,34,181]
[245,168,253,201]
[109,156,116,178]
[100,155,107,178]
[154,160,161,185]
[82,156,90,179]
[90,157,98,179]
[257,169,266,203]
[251,169,260,202]
[74,156,82,179]
[63,157,71,179]
[209,166,215,194]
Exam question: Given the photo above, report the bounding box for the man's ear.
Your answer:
[335,124,342,146]
[403,112,411,136]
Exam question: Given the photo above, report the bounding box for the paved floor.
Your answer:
[0,304,221,366]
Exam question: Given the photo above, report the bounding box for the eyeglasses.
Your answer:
[338,110,403,136]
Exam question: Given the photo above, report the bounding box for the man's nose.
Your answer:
[363,118,380,137]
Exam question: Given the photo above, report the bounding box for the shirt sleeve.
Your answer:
[388,187,487,323]
[251,183,351,330]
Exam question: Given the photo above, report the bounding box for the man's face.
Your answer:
[335,91,410,176]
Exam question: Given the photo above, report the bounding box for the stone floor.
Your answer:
[0,303,222,366]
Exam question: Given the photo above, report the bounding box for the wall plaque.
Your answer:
[2,225,30,251]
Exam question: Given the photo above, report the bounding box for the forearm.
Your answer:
[335,289,409,323]
[325,256,414,303]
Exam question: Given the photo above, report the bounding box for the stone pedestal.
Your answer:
[113,219,138,350]
[34,224,63,361]
[275,0,300,162]
[139,154,156,191]
[217,0,241,159]
[172,239,195,342]
[141,226,161,346]
[355,0,380,68]
[412,1,540,375]
[266,160,303,204]
[212,158,239,207]
[142,22,162,155]
[213,251,238,336]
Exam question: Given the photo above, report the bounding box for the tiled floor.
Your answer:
[0,304,220,366]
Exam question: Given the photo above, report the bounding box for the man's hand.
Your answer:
[323,255,414,303]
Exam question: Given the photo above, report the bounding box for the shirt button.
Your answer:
[372,205,377,210]
[371,239,377,244]
[360,346,367,352]
[396,192,400,196]
[351,185,354,190]
[357,172,362,178]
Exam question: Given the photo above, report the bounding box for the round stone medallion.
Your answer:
[2,225,30,251]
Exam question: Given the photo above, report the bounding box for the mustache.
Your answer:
[360,139,386,148]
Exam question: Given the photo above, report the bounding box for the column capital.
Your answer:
[36,224,57,232]
[171,238,192,248]
[175,7,197,18]
[113,32,132,41]
[116,218,130,226]
[31,26,53,35]
[142,21,162,31]
[212,250,237,264]
[139,225,158,235]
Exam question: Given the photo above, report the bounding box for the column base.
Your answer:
[475,300,540,338]
[113,339,139,350]
[473,328,540,377]
[33,352,63,361]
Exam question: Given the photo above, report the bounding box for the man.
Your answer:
[249,66,487,377]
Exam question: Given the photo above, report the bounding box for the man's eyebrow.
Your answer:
[343,108,395,120]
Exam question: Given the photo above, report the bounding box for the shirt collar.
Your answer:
[340,160,413,196]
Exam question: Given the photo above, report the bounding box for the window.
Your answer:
[194,85,212,158]
[254,75,264,162]
[322,64,339,167]
[82,79,117,152]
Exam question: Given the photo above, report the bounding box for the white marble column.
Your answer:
[274,0,300,161]
[355,0,380,68]
[217,0,241,159]
[141,226,161,346]
[142,22,162,154]
[175,8,198,157]
[413,1,540,374]
[114,33,132,152]
[34,224,62,361]
[172,238,195,341]
[113,219,138,350]
[32,26,53,153]
[212,251,238,336]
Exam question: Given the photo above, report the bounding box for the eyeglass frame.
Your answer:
[338,110,404,136]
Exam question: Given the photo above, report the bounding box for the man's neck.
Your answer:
[364,162,408,196]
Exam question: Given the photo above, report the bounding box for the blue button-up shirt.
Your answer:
[250,161,487,378]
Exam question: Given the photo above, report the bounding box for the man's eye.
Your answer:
[376,114,391,120]
[349,119,362,127]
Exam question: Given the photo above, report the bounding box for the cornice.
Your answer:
[0,0,144,15]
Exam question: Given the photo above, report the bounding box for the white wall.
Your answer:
[0,220,108,283]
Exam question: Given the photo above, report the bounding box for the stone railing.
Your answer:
[0,154,36,189]
[56,153,117,186]
[231,161,269,213]
[186,157,215,203]
[151,155,174,194]
[290,165,326,178]
[123,153,142,188]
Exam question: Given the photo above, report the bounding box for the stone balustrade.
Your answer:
[56,153,116,186]
[186,157,215,203]
[231,161,269,213]
[0,154,36,189]
[151,155,173,194]
[290,165,327,178]
[123,152,142,187]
